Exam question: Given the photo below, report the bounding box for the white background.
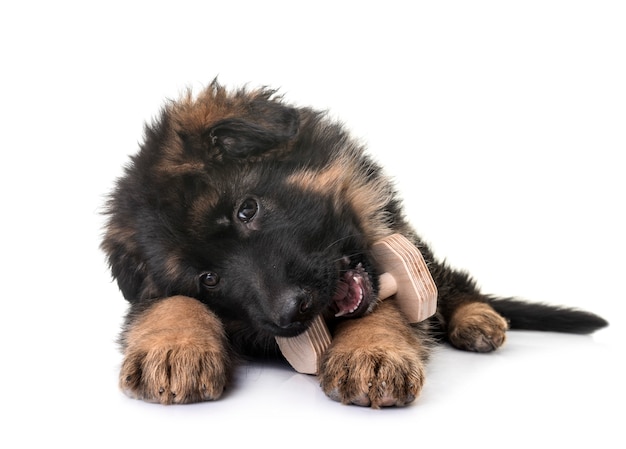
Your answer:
[1,1,624,447]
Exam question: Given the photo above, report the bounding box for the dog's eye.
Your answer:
[199,272,220,289]
[237,198,259,222]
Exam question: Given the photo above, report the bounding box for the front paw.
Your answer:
[319,345,425,408]
[120,341,230,404]
[119,296,231,404]
[318,302,428,408]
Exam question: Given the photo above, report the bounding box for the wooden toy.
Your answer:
[275,233,438,374]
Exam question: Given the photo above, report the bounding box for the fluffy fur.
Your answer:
[101,80,608,407]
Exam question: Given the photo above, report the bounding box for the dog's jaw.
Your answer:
[332,262,375,318]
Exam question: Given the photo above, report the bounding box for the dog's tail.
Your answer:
[485,296,608,334]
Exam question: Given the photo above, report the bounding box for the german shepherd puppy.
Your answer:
[101,80,608,407]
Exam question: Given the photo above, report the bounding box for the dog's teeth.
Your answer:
[348,291,363,313]
[334,270,366,317]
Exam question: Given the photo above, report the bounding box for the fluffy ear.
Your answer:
[103,239,152,302]
[206,101,299,157]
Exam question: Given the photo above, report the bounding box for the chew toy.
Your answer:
[275,233,438,374]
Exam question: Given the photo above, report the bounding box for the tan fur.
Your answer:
[169,83,247,135]
[319,301,428,408]
[119,296,231,404]
[189,191,220,229]
[286,155,395,243]
[448,301,509,352]
[102,222,137,252]
[162,251,187,280]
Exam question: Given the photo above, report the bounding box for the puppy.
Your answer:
[101,80,608,407]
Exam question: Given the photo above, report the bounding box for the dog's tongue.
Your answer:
[333,270,364,317]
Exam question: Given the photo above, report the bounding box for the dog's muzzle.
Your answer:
[273,287,316,332]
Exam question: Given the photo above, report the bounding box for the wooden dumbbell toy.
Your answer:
[275,233,438,374]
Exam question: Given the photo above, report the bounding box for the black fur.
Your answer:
[488,298,608,334]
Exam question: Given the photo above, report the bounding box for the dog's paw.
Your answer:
[120,341,230,404]
[318,302,428,408]
[119,296,231,404]
[319,344,425,408]
[448,302,509,352]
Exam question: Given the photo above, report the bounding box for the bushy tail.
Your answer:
[486,297,609,335]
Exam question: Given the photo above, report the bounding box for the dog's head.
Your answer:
[184,172,380,337]
[103,82,395,339]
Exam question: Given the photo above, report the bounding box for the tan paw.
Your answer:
[120,340,230,404]
[448,302,509,352]
[318,302,429,408]
[319,343,425,408]
[119,296,231,404]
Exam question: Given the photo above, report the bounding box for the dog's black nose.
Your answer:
[276,288,314,328]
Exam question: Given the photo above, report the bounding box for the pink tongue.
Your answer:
[333,272,363,317]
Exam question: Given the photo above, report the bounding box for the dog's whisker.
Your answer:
[331,251,366,266]
[323,234,360,252]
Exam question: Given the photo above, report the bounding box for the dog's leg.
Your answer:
[446,297,509,353]
[427,260,509,352]
[319,301,429,408]
[119,295,232,404]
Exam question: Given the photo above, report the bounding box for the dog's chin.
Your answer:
[271,321,312,338]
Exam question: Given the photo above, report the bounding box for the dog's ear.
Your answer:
[206,101,299,157]
[102,219,163,302]
[103,239,151,302]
